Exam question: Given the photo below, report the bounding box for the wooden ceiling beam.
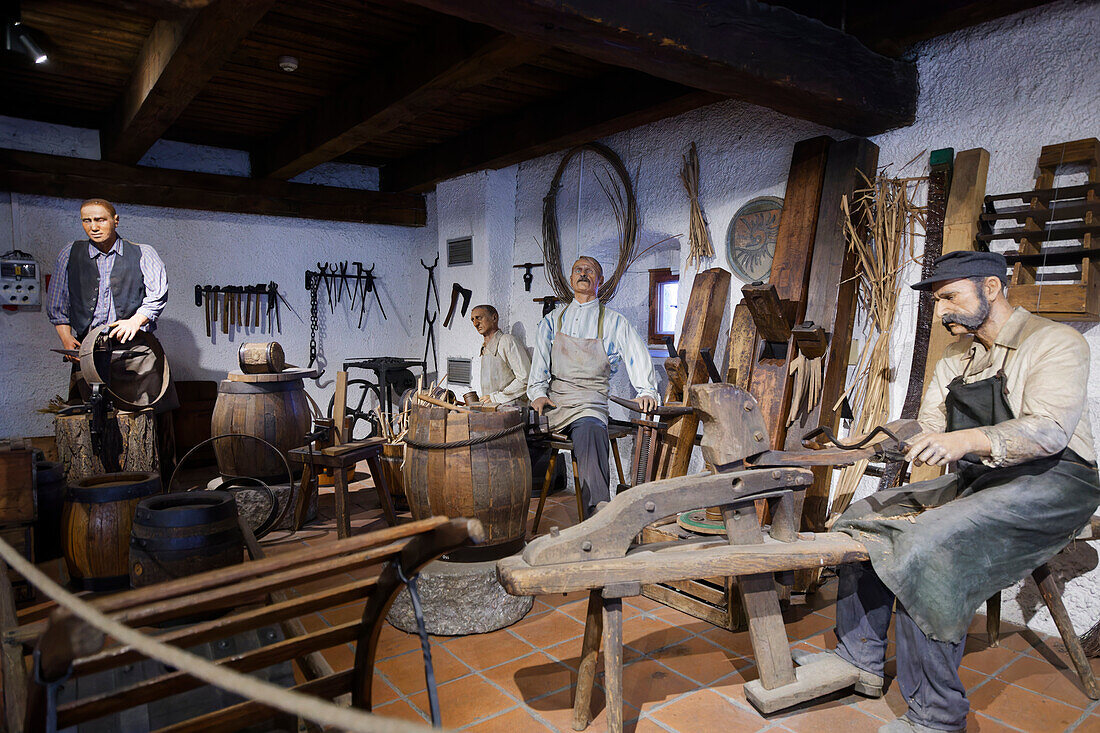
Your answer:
[100,0,276,165]
[380,72,720,193]
[396,0,917,135]
[254,23,546,180]
[0,148,426,227]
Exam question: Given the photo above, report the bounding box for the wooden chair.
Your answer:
[984,515,1100,700]
[289,437,398,538]
[1,515,480,732]
[531,422,629,532]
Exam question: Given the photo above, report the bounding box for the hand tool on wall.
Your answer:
[317,263,334,312]
[337,261,352,304]
[269,281,282,333]
[423,312,438,371]
[351,262,365,309]
[195,286,210,337]
[358,264,386,325]
[442,282,472,328]
[513,261,545,292]
[421,256,439,317]
[533,295,558,316]
[254,284,262,329]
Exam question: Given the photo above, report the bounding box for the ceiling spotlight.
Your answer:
[4,21,47,64]
[277,55,298,72]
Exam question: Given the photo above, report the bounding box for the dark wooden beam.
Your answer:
[0,148,425,227]
[397,0,917,135]
[381,72,720,192]
[101,0,276,165]
[255,22,546,180]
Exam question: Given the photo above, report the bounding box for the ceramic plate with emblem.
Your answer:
[726,196,783,283]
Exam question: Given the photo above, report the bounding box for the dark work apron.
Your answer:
[835,370,1100,643]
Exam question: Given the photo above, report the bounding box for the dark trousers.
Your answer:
[835,561,968,731]
[567,417,610,517]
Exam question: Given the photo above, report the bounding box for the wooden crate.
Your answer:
[0,448,35,524]
[640,520,746,631]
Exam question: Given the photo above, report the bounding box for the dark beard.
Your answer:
[942,289,990,331]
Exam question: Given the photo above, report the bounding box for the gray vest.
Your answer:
[67,239,145,339]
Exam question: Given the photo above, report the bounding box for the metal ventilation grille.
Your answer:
[447,357,472,385]
[447,237,473,266]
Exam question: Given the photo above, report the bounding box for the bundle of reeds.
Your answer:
[827,172,927,525]
[680,142,714,269]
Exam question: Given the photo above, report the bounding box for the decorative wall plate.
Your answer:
[726,196,783,283]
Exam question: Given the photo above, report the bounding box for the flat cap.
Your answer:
[911,250,1009,291]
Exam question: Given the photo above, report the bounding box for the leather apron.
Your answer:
[835,364,1100,643]
[545,304,611,433]
[481,333,526,406]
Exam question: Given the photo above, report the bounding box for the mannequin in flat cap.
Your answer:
[469,304,530,406]
[528,256,659,517]
[814,251,1100,732]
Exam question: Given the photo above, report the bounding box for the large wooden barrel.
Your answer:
[130,491,244,588]
[211,369,313,480]
[404,405,530,560]
[63,472,162,591]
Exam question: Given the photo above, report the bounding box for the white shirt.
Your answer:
[527,298,659,402]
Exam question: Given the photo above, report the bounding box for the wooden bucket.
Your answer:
[403,405,530,560]
[211,370,312,480]
[379,442,406,511]
[238,342,286,374]
[130,491,244,589]
[63,471,162,591]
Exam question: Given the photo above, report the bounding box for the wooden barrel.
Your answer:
[63,472,162,591]
[130,491,244,589]
[238,342,286,374]
[379,442,407,511]
[34,460,66,561]
[211,369,312,480]
[403,405,530,561]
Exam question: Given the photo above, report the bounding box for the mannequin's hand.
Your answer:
[107,315,146,343]
[531,396,556,415]
[905,430,990,466]
[636,395,658,414]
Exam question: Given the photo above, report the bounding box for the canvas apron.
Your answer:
[545,304,611,433]
[835,365,1100,643]
[481,334,525,406]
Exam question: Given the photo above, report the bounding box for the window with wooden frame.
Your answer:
[648,268,679,345]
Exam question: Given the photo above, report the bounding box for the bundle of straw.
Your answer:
[680,142,714,270]
[826,172,927,525]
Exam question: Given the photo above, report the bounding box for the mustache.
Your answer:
[941,313,984,330]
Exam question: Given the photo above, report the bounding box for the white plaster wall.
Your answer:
[0,118,436,438]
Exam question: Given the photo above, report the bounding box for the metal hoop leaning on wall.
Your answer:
[541,142,638,303]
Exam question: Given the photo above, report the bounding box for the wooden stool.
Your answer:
[288,438,397,538]
[531,423,629,533]
[985,515,1100,700]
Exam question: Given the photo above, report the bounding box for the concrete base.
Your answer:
[207,478,316,532]
[387,558,533,635]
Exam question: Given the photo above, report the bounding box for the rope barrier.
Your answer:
[0,538,439,733]
[404,422,524,450]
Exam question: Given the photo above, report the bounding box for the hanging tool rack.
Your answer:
[304,262,386,325]
[194,282,281,337]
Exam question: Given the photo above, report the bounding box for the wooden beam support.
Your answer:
[101,0,276,165]
[255,23,546,180]
[0,148,426,227]
[381,71,718,192]
[398,0,916,136]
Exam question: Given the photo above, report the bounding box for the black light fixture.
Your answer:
[3,0,47,65]
[5,21,46,64]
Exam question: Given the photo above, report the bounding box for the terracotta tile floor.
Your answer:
[258,475,1100,732]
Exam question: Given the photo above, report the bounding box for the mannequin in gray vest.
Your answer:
[47,199,169,403]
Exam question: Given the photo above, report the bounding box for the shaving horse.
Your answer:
[497,383,922,731]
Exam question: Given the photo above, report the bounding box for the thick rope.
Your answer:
[0,539,437,733]
[404,422,524,450]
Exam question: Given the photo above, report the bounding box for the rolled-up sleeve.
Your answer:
[47,245,73,325]
[526,314,555,401]
[978,332,1089,466]
[135,244,168,323]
